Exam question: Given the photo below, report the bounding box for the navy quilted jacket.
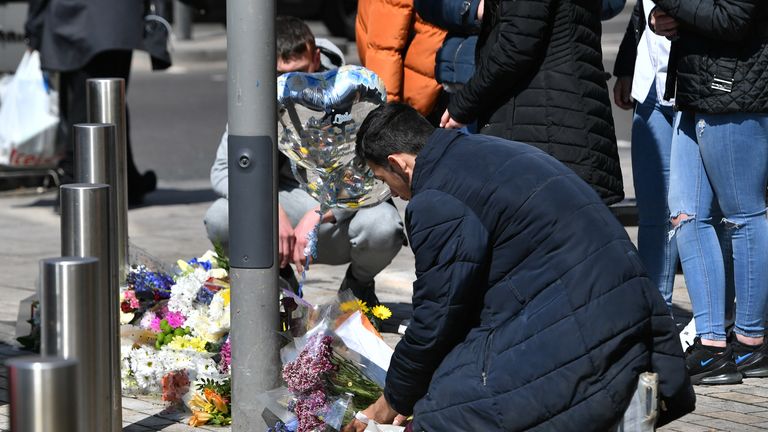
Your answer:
[384,129,694,431]
[447,0,624,206]
[652,0,768,113]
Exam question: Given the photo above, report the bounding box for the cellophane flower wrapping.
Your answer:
[120,250,232,427]
[270,293,395,432]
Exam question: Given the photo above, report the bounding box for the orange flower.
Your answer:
[209,392,229,414]
[188,410,213,426]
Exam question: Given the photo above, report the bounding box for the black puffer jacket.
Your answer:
[613,0,645,78]
[653,0,768,113]
[447,0,624,205]
[385,129,694,431]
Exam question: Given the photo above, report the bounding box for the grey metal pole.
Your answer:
[59,183,121,430]
[86,79,129,283]
[227,0,280,428]
[174,0,193,40]
[6,356,79,432]
[39,257,105,432]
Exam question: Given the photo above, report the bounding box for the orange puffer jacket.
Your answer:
[356,0,446,116]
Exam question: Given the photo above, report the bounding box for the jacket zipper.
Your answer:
[452,38,467,82]
[481,329,495,386]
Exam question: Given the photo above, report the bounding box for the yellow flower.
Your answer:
[177,259,192,273]
[339,299,369,313]
[166,335,208,352]
[188,393,215,413]
[371,305,392,320]
[357,299,370,314]
[219,289,230,307]
[188,410,213,426]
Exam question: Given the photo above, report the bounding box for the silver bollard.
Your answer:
[39,257,105,432]
[86,79,129,283]
[74,123,116,184]
[7,356,78,432]
[59,184,122,431]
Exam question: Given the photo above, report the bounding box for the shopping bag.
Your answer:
[0,50,60,167]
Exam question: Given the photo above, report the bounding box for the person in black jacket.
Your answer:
[439,0,624,205]
[344,103,694,431]
[25,0,162,205]
[650,0,768,385]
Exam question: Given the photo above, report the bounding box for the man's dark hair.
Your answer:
[276,16,316,61]
[356,103,435,167]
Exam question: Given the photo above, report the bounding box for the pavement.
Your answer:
[2,15,768,432]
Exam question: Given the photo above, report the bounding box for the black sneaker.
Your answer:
[339,267,379,307]
[685,338,742,385]
[733,339,768,378]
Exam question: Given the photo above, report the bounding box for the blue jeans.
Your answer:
[631,87,678,308]
[668,111,768,340]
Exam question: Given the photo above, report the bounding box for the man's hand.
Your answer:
[440,109,467,129]
[342,395,406,432]
[613,76,634,110]
[278,205,295,269]
[650,8,678,39]
[292,207,336,273]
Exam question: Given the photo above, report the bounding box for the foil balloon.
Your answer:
[290,158,391,210]
[277,65,390,210]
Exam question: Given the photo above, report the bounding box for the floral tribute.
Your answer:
[266,296,394,432]
[120,250,232,427]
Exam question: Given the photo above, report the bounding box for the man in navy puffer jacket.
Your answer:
[344,103,695,431]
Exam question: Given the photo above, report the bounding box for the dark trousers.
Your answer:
[57,50,143,187]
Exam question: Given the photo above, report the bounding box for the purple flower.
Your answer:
[127,265,173,300]
[282,335,336,394]
[196,286,215,305]
[219,337,231,373]
[187,258,212,271]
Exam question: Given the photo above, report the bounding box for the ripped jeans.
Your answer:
[668,111,768,341]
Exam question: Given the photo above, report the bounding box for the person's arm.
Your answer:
[210,128,230,198]
[652,0,758,41]
[414,0,483,34]
[24,0,50,50]
[358,0,414,102]
[614,1,641,79]
[613,3,640,110]
[447,0,555,124]
[384,189,490,415]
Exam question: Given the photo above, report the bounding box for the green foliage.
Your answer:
[197,377,232,397]
[213,243,230,272]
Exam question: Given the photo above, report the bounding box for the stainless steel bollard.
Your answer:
[39,257,105,432]
[7,356,78,432]
[59,183,122,431]
[86,79,129,282]
[74,123,116,185]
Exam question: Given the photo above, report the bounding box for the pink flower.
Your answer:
[166,311,186,329]
[219,337,231,373]
[124,290,140,309]
[150,316,163,333]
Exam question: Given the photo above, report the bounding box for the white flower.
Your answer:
[138,311,157,330]
[168,273,204,315]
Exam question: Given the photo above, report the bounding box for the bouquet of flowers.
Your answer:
[120,250,232,426]
[267,295,395,432]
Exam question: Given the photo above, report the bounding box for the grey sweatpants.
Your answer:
[203,187,405,283]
